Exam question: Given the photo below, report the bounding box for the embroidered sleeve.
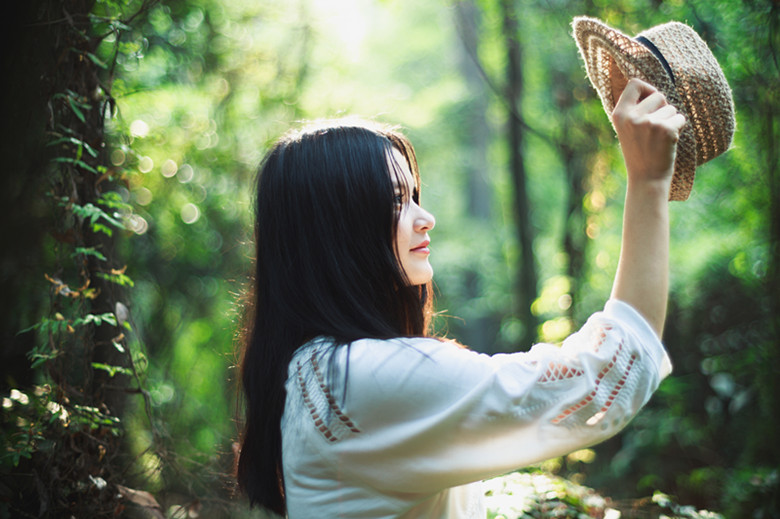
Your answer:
[293,300,670,495]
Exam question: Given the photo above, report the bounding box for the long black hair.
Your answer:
[236,119,433,514]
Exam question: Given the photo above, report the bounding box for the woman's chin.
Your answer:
[407,266,433,286]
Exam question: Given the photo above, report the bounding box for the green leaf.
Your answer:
[52,90,91,123]
[72,312,118,328]
[85,51,108,69]
[71,403,121,432]
[47,137,99,157]
[18,317,69,335]
[98,191,130,210]
[69,202,125,230]
[88,12,132,32]
[30,357,48,369]
[17,322,41,335]
[91,362,132,377]
[72,247,107,261]
[29,350,61,368]
[51,156,98,174]
[92,223,114,236]
[67,96,86,123]
[96,271,135,287]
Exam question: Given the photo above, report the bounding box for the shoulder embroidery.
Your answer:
[296,350,361,443]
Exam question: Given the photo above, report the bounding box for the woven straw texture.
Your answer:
[572,17,735,201]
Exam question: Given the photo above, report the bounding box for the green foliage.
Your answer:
[485,471,612,518]
[650,491,725,519]
[48,136,100,159]
[1,389,49,469]
[20,311,121,368]
[0,385,123,514]
[52,90,93,124]
[484,471,724,519]
[67,200,127,236]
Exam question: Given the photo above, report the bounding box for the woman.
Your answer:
[237,78,684,518]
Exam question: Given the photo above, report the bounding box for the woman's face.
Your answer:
[389,148,436,286]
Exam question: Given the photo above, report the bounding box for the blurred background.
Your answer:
[1,0,777,517]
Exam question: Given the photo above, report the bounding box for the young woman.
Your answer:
[237,78,684,518]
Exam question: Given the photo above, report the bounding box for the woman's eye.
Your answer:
[394,194,405,207]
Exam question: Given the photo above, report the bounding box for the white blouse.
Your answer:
[281,299,672,518]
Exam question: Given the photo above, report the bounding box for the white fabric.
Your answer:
[281,299,672,518]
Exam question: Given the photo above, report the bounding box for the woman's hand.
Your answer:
[611,78,687,191]
[609,78,686,338]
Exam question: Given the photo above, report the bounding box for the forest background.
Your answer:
[0,0,777,517]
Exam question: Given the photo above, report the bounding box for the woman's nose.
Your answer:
[414,204,435,232]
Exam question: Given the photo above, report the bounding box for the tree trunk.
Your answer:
[755,27,780,466]
[0,1,149,515]
[561,143,588,318]
[453,0,500,351]
[500,0,538,349]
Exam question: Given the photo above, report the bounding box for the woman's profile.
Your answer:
[235,74,680,518]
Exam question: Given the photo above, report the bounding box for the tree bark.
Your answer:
[500,0,538,349]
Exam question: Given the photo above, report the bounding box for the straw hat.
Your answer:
[572,16,735,201]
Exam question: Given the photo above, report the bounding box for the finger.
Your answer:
[668,112,687,132]
[623,77,659,103]
[660,113,687,142]
[637,91,669,114]
[649,104,678,120]
[616,82,639,106]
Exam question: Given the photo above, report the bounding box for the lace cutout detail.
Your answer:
[537,323,612,384]
[585,353,636,426]
[539,362,585,382]
[296,350,361,443]
[550,337,636,425]
[592,325,612,352]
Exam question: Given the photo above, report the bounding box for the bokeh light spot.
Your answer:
[161,159,178,178]
[110,149,126,166]
[181,203,200,224]
[130,119,150,138]
[139,156,154,173]
[177,164,194,183]
[134,187,153,206]
[127,214,149,235]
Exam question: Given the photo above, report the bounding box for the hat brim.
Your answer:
[572,16,697,201]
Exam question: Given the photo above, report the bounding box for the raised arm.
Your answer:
[609,78,687,338]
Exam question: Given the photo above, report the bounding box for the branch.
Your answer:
[452,2,559,149]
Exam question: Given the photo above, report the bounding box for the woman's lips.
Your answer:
[411,240,430,254]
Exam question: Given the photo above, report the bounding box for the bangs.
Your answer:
[385,139,421,204]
